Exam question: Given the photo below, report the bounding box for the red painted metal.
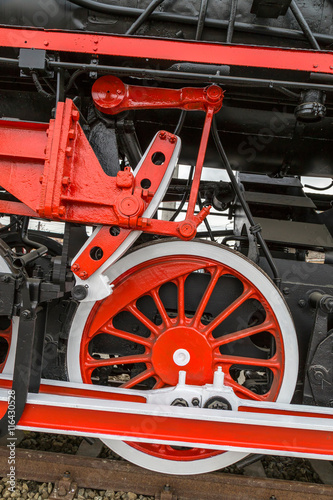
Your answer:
[79,254,284,462]
[0,201,38,218]
[92,76,223,115]
[0,79,223,278]
[0,26,332,74]
[0,386,331,457]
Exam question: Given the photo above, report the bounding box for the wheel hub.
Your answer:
[151,327,213,386]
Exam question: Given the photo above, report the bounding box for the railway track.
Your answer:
[0,438,333,500]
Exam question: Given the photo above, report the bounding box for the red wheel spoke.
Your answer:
[150,288,172,328]
[153,377,165,389]
[120,367,155,389]
[176,274,186,325]
[214,353,280,370]
[224,374,264,401]
[85,353,150,370]
[210,319,276,348]
[203,286,253,335]
[102,324,153,348]
[192,266,222,328]
[126,302,162,336]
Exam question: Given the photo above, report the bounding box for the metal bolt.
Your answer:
[283,287,290,295]
[58,206,66,216]
[44,40,49,46]
[169,136,176,143]
[79,271,88,280]
[62,176,71,186]
[191,397,200,407]
[65,146,73,157]
[68,128,75,139]
[72,110,80,121]
[72,263,80,272]
[21,310,31,319]
[298,299,306,308]
[159,131,166,139]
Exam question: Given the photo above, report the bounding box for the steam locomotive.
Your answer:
[0,0,332,474]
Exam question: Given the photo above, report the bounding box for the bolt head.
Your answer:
[191,397,200,407]
[72,110,80,121]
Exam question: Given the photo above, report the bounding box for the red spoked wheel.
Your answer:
[68,240,298,474]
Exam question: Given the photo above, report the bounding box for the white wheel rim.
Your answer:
[67,240,298,474]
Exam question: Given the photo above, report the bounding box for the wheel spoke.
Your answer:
[102,324,154,348]
[214,353,280,370]
[192,266,222,328]
[210,319,276,348]
[150,288,172,328]
[203,286,253,335]
[224,373,264,401]
[176,274,186,325]
[85,353,150,370]
[126,302,162,336]
[120,367,155,389]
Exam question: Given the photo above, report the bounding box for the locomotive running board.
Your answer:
[0,376,332,460]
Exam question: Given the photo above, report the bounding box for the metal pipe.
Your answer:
[290,0,320,50]
[47,60,333,93]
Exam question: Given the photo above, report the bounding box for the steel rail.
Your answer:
[0,447,332,500]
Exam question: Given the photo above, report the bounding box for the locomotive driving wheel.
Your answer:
[68,240,298,474]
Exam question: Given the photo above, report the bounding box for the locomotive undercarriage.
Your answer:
[0,0,333,474]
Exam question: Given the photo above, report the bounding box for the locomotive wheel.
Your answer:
[67,240,298,474]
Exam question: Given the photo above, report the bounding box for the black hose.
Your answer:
[222,235,248,245]
[196,0,209,41]
[65,68,86,94]
[226,0,238,44]
[169,166,194,222]
[126,0,165,35]
[173,110,186,136]
[211,117,281,287]
[31,71,54,100]
[304,179,333,191]
[290,0,320,50]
